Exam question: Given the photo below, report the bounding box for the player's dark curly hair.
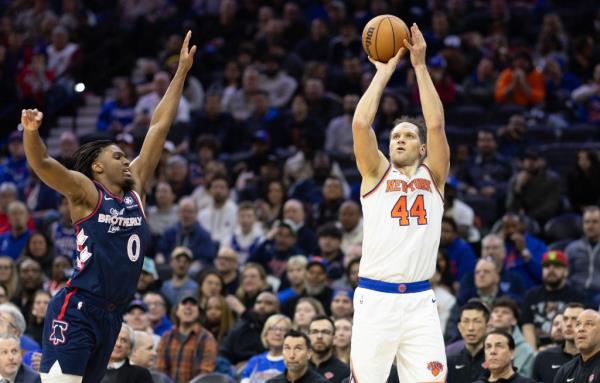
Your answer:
[73,140,113,179]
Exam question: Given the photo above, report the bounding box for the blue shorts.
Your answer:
[40,288,124,383]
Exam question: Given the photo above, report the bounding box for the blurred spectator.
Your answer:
[192,95,235,150]
[164,155,194,201]
[283,258,332,319]
[489,298,535,377]
[336,201,362,255]
[233,263,272,313]
[411,55,456,106]
[473,330,535,383]
[499,213,546,289]
[431,254,456,334]
[333,317,351,365]
[440,217,477,284]
[328,21,361,66]
[156,197,215,267]
[277,255,307,306]
[240,314,291,383]
[531,303,583,383]
[567,150,600,212]
[0,132,29,195]
[134,71,190,126]
[495,51,545,107]
[330,290,353,320]
[569,36,596,81]
[0,302,40,354]
[96,78,137,132]
[123,299,154,335]
[196,268,224,309]
[329,57,363,97]
[20,233,54,277]
[55,131,79,170]
[191,160,228,212]
[316,225,344,281]
[0,333,41,383]
[543,56,581,113]
[222,202,264,265]
[313,177,345,227]
[553,309,600,383]
[506,150,562,225]
[226,66,262,121]
[462,57,497,106]
[24,169,59,220]
[521,251,585,351]
[565,205,600,307]
[155,295,217,381]
[0,286,8,305]
[260,53,297,108]
[308,315,350,383]
[220,291,280,367]
[302,77,342,127]
[282,200,318,256]
[219,61,242,113]
[12,259,43,320]
[15,50,54,110]
[130,330,173,383]
[571,63,600,124]
[443,178,479,242]
[295,19,330,63]
[249,220,301,281]
[461,129,512,201]
[325,94,358,163]
[103,324,152,383]
[213,247,240,295]
[142,292,172,337]
[48,196,76,260]
[198,175,237,247]
[147,182,178,238]
[24,290,50,346]
[136,257,160,297]
[293,297,326,335]
[160,247,198,308]
[497,114,533,160]
[447,300,489,383]
[372,94,404,145]
[204,295,235,344]
[256,180,286,227]
[44,255,69,296]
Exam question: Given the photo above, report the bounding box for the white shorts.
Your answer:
[350,285,447,382]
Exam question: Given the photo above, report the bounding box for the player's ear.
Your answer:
[92,161,103,175]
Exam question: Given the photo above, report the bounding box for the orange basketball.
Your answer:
[362,15,410,63]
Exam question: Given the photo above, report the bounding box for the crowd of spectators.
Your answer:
[1,0,600,382]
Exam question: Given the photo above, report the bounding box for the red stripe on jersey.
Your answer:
[57,288,78,320]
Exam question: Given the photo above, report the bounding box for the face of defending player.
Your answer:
[389,123,426,169]
[92,145,134,191]
[484,334,514,373]
[0,337,21,378]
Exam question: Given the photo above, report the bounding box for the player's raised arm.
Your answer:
[22,109,96,204]
[352,49,404,181]
[130,30,196,191]
[404,24,449,188]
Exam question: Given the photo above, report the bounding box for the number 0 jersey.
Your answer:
[359,164,444,283]
[68,181,149,307]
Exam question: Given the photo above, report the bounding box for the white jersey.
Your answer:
[360,163,444,283]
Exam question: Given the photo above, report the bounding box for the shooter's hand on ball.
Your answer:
[404,23,427,68]
[368,47,405,78]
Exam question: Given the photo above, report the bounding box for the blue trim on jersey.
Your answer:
[358,277,430,294]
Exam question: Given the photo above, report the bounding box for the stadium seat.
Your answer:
[544,213,583,242]
[189,373,237,383]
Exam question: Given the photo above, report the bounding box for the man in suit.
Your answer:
[101,324,152,383]
[0,333,40,383]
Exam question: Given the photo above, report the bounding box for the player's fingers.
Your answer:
[189,45,197,56]
[181,30,191,52]
[403,39,413,51]
[35,111,43,121]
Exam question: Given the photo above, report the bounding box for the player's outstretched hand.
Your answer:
[368,47,406,78]
[21,109,43,131]
[178,30,197,74]
[403,23,427,68]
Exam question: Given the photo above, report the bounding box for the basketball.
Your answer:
[362,15,410,63]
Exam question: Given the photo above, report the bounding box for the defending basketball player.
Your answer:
[22,32,196,383]
[350,24,449,382]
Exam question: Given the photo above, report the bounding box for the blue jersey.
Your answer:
[69,182,149,307]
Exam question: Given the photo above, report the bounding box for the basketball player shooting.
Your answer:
[21,32,196,383]
[350,24,449,382]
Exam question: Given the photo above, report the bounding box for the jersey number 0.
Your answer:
[391,195,428,225]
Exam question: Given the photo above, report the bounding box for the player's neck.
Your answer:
[393,162,420,178]
[96,177,124,197]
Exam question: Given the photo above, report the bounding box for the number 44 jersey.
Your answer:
[68,182,149,307]
[360,164,444,283]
